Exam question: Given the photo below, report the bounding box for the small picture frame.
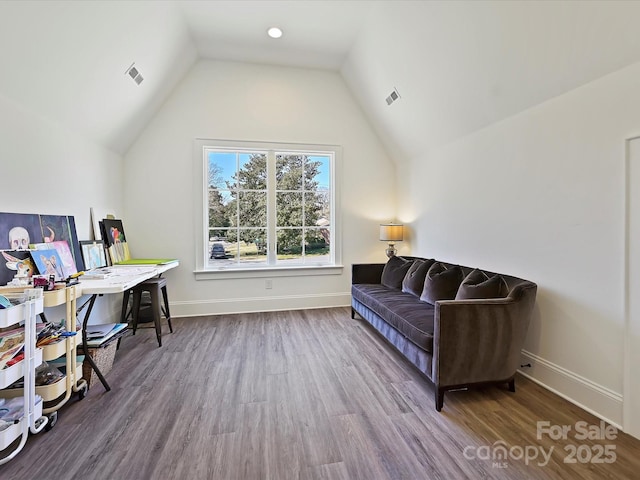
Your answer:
[80,240,108,270]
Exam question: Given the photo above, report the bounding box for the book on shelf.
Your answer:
[47,355,85,375]
[0,327,25,370]
[0,343,24,370]
[47,354,85,366]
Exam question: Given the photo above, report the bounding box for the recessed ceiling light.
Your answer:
[267,27,283,39]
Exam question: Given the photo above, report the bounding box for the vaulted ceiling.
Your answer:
[2,1,640,159]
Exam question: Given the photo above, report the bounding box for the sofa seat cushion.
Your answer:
[352,283,435,353]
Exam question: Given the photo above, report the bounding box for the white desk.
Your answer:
[76,261,179,390]
[78,263,178,295]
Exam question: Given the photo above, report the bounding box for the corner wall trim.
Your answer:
[519,350,623,429]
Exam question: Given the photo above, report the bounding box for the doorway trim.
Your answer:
[623,135,640,439]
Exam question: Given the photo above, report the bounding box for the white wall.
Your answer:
[402,61,640,427]
[0,92,124,323]
[123,60,396,316]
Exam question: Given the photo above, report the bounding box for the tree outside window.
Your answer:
[205,146,333,268]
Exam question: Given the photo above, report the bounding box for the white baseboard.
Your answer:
[519,350,623,429]
[170,292,352,317]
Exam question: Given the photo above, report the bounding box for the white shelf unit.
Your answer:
[1,286,88,429]
[0,289,47,464]
[39,286,87,419]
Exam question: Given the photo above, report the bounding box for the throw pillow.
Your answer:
[419,262,464,304]
[381,256,414,290]
[455,269,509,300]
[402,258,435,297]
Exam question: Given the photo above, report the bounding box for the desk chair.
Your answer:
[131,277,173,347]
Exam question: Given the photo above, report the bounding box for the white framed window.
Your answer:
[193,139,342,279]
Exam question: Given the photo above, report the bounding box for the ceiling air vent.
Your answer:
[385,87,400,106]
[125,63,144,85]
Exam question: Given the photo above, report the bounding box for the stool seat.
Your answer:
[131,277,173,347]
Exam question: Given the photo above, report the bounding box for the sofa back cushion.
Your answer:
[402,259,435,297]
[381,256,414,289]
[420,262,464,304]
[455,269,509,300]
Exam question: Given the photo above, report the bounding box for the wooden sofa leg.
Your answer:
[435,388,444,412]
[508,378,516,393]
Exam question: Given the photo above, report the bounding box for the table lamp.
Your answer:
[379,223,404,258]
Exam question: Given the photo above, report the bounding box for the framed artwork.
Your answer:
[80,240,108,270]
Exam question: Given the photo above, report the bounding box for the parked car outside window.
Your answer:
[210,243,227,259]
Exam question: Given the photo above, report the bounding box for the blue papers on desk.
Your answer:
[85,323,127,347]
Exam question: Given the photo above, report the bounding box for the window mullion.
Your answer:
[234,152,240,261]
[301,159,306,261]
[267,151,277,265]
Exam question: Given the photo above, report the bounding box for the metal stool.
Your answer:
[131,277,173,347]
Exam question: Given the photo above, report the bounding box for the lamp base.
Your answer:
[385,243,397,258]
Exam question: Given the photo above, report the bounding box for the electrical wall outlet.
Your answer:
[265,279,273,289]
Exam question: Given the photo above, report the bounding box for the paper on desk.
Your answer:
[108,266,157,276]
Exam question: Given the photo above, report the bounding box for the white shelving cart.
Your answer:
[1,286,88,430]
[0,289,48,465]
[38,286,87,428]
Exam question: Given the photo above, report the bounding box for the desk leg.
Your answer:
[81,294,111,392]
[121,288,130,324]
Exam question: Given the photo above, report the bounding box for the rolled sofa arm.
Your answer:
[352,263,385,284]
[432,284,536,389]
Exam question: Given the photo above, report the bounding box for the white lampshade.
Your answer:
[379,224,404,242]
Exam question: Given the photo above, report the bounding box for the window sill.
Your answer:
[194,264,344,280]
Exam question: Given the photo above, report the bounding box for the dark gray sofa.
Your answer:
[351,256,537,411]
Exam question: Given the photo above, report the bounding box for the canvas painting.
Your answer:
[80,240,108,269]
[101,218,131,264]
[32,248,66,281]
[0,212,42,250]
[0,212,85,272]
[40,214,84,272]
[32,241,77,277]
[90,207,117,241]
[0,250,36,286]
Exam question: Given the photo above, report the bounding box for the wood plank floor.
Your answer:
[2,307,639,479]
